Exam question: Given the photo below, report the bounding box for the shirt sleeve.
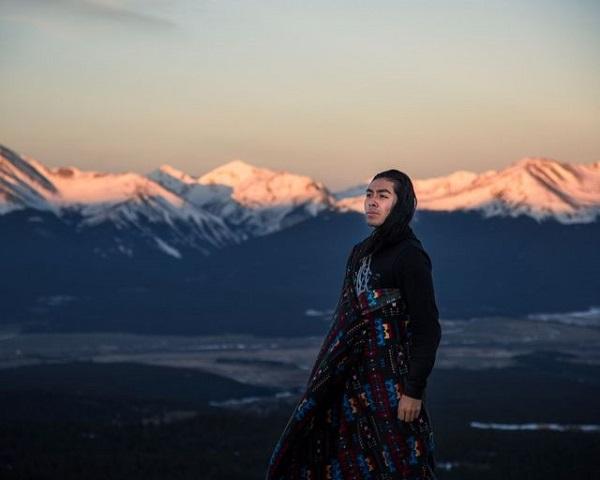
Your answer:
[393,245,442,400]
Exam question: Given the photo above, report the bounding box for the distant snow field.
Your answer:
[470,422,600,432]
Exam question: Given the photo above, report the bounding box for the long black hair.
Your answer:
[351,169,419,271]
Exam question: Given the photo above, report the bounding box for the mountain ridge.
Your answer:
[3,144,599,224]
[2,143,599,259]
[338,156,600,224]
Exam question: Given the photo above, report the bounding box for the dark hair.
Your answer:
[353,169,418,265]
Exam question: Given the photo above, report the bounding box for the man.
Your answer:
[267,169,442,479]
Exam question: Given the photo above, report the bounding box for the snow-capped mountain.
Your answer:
[2,142,600,262]
[198,159,333,209]
[148,159,336,236]
[337,157,600,224]
[0,145,58,214]
[2,144,599,334]
[331,182,373,201]
[0,145,242,256]
[1,144,339,257]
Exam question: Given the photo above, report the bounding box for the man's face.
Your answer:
[364,177,398,227]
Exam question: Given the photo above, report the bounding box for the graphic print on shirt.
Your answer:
[354,254,373,297]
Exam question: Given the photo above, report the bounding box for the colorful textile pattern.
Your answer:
[266,243,438,479]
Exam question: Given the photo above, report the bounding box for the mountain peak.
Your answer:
[418,157,600,222]
[154,164,197,184]
[197,159,333,209]
[158,164,187,176]
[338,156,600,223]
[219,159,258,171]
[199,159,273,188]
[511,156,563,169]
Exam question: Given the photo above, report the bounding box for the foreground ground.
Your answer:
[0,315,598,479]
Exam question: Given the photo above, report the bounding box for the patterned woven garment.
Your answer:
[266,240,438,479]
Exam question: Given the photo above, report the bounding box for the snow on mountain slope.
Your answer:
[332,180,373,201]
[147,164,262,237]
[1,144,186,212]
[0,145,58,214]
[148,165,233,208]
[0,145,243,254]
[336,157,600,224]
[149,160,337,235]
[198,160,335,210]
[3,141,599,247]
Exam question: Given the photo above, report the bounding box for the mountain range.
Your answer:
[2,144,599,258]
[1,143,598,336]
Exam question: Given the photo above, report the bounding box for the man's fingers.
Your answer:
[398,408,411,422]
[399,408,421,422]
[397,398,422,422]
[397,405,405,421]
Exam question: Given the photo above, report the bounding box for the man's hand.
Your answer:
[397,394,422,422]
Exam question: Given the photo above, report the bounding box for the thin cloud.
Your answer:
[2,0,177,30]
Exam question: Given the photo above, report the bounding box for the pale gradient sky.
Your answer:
[1,0,599,190]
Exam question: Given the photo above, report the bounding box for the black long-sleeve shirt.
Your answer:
[352,239,442,400]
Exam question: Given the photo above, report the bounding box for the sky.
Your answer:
[1,0,599,190]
